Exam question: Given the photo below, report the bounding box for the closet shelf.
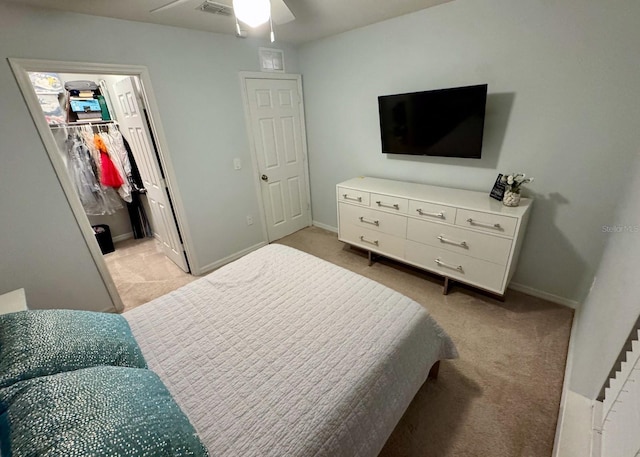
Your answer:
[50,120,119,129]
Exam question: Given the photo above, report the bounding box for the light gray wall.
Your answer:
[0,2,298,309]
[298,0,640,304]
[569,151,640,399]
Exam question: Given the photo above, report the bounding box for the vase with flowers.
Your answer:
[500,173,534,207]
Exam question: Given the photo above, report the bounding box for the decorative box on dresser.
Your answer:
[337,177,532,296]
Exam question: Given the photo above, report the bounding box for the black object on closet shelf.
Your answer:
[92,224,115,255]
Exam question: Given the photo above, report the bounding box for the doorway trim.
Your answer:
[238,71,312,243]
[8,58,196,312]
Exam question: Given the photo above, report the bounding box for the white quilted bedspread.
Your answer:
[125,244,457,457]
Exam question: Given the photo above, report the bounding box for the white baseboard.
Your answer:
[112,232,134,243]
[197,241,268,275]
[552,308,601,457]
[509,282,579,309]
[591,401,602,457]
[306,225,579,309]
[553,304,579,457]
[306,226,578,309]
[312,220,338,233]
[554,390,595,457]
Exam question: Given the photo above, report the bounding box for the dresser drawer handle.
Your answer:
[417,209,444,219]
[359,235,379,246]
[359,216,379,226]
[466,218,502,229]
[343,194,362,202]
[435,258,463,272]
[437,235,468,248]
[376,201,399,210]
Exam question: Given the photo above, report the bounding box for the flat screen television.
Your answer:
[378,84,488,158]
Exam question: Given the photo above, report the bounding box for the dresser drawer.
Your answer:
[339,203,407,237]
[455,209,517,237]
[405,241,506,293]
[370,193,408,214]
[340,223,405,259]
[408,200,456,224]
[407,219,513,265]
[338,187,370,206]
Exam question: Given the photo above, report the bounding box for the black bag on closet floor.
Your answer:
[92,224,115,255]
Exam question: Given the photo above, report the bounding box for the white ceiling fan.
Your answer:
[149,0,295,26]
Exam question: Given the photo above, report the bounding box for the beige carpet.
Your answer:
[111,227,573,457]
[275,227,573,457]
[104,238,196,311]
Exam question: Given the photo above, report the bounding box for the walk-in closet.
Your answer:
[28,71,194,310]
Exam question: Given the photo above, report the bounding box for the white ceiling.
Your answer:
[13,0,452,44]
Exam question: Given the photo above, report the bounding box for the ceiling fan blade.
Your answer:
[150,0,194,14]
[271,0,295,25]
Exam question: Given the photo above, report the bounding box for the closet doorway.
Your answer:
[10,59,195,312]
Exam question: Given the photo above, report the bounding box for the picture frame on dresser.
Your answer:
[337,177,532,296]
[489,174,507,201]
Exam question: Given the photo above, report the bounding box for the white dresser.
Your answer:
[337,177,532,295]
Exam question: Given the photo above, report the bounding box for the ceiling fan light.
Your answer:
[233,0,271,28]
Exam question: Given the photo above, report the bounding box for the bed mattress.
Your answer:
[124,244,457,456]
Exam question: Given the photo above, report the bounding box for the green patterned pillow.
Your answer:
[0,310,146,388]
[0,366,208,456]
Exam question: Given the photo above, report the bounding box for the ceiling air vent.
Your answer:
[197,1,233,16]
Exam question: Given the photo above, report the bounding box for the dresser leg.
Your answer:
[443,277,452,295]
[367,251,381,266]
[428,361,440,380]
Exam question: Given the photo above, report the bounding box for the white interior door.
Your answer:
[113,77,189,272]
[245,77,311,242]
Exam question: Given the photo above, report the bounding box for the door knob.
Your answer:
[261,174,269,182]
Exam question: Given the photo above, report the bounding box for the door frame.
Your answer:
[9,58,196,312]
[238,71,312,242]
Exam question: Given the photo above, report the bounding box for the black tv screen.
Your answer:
[378,84,488,158]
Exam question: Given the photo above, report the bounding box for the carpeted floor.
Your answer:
[104,238,196,311]
[108,227,573,457]
[275,227,573,457]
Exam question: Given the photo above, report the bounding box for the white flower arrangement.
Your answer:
[500,173,534,193]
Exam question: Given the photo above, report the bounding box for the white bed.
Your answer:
[124,244,457,456]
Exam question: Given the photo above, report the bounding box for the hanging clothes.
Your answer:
[79,126,101,178]
[99,129,132,202]
[65,134,122,216]
[53,122,152,228]
[95,134,125,189]
[121,135,152,239]
[123,135,144,193]
[106,125,131,177]
[66,136,102,215]
[100,150,124,188]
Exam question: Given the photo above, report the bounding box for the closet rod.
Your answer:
[49,120,119,130]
